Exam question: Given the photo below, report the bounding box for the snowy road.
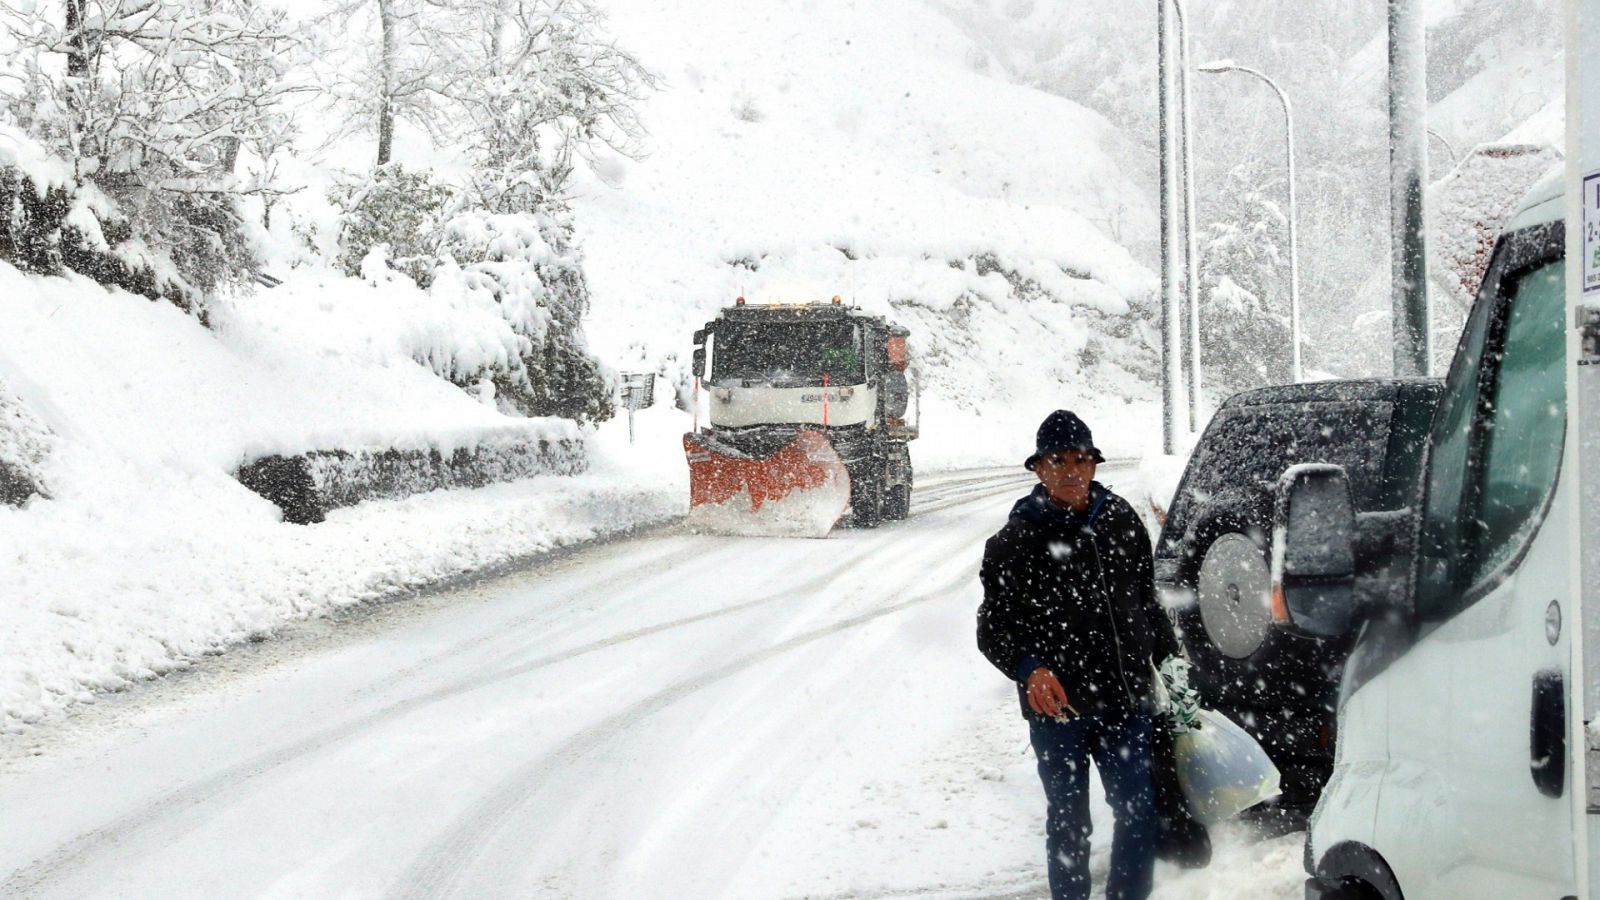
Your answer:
[0,465,1303,899]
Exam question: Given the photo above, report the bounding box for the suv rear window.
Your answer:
[1164,399,1394,545]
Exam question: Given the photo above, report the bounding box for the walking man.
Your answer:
[977,410,1181,900]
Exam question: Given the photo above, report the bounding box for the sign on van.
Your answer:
[1586,170,1600,294]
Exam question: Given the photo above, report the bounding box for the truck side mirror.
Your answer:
[691,327,710,378]
[1272,464,1357,637]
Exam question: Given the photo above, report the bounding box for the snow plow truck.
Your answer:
[684,297,917,537]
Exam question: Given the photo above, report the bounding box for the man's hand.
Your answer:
[1026,667,1078,719]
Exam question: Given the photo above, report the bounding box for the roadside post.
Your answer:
[621,372,655,445]
[1157,0,1189,454]
[1389,0,1431,376]
[1172,0,1204,424]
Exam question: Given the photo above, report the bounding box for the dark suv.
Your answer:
[1154,378,1442,807]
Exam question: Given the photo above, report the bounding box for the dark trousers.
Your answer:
[1028,710,1157,900]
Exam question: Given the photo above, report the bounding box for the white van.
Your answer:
[1274,164,1599,900]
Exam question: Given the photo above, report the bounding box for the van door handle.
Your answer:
[1530,669,1566,798]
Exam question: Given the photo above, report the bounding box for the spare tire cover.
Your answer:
[1197,532,1273,659]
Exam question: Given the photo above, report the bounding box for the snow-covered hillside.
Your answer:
[567,0,1163,465]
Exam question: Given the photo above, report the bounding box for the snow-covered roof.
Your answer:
[1505,163,1565,231]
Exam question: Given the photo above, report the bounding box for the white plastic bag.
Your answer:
[1171,708,1281,824]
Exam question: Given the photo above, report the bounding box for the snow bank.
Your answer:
[0,264,684,732]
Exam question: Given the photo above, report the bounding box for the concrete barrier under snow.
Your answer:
[235,435,586,525]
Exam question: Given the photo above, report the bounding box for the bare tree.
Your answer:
[309,0,452,167]
[430,0,655,208]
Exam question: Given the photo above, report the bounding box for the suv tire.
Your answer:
[1196,531,1274,659]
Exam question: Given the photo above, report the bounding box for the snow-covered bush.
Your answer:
[0,161,70,276]
[436,206,614,425]
[0,131,186,305]
[331,163,452,287]
[0,377,53,506]
[430,0,648,426]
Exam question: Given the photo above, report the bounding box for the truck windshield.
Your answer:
[711,322,865,385]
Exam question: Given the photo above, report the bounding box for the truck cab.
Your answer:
[686,298,916,532]
[1275,168,1599,899]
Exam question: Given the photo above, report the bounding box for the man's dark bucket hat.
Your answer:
[1024,410,1106,470]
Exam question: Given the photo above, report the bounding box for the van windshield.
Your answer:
[711,322,865,385]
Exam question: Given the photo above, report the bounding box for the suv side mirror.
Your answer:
[1272,464,1357,637]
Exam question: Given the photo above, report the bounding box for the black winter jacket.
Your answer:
[977,482,1182,722]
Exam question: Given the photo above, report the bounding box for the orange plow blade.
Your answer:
[684,430,851,537]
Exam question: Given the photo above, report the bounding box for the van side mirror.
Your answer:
[1272,464,1357,637]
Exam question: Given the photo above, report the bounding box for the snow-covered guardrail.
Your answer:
[235,433,587,525]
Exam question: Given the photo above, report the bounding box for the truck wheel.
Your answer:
[885,484,910,521]
[850,469,884,528]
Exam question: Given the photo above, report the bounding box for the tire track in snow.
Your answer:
[390,562,984,900]
[912,476,1034,513]
[1,470,1034,896]
[796,867,1044,900]
[0,542,723,896]
[398,467,1127,897]
[411,467,1025,686]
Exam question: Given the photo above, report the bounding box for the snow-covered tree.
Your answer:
[1197,166,1292,393]
[312,0,651,424]
[420,0,651,424]
[308,0,450,167]
[433,0,653,191]
[0,0,303,303]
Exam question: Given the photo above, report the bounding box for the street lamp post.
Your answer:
[1156,0,1187,452]
[1171,0,1204,427]
[1198,60,1303,383]
[1389,0,1430,377]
